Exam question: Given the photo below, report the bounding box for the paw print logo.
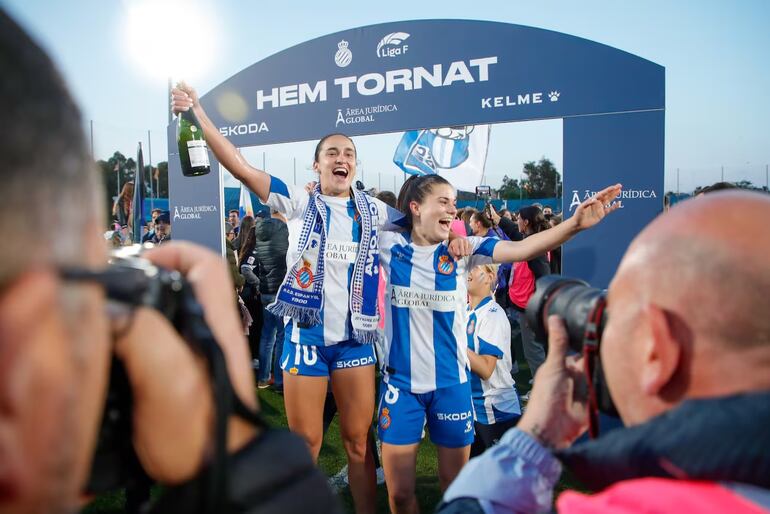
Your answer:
[548,91,560,102]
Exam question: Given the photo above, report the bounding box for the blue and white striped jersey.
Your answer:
[466,297,521,424]
[379,234,500,393]
[266,176,403,346]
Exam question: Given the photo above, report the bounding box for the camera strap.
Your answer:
[179,281,267,513]
[582,297,606,439]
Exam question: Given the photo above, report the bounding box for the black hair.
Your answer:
[396,174,452,228]
[471,211,494,230]
[375,190,397,208]
[517,205,550,235]
[229,209,240,215]
[313,133,357,163]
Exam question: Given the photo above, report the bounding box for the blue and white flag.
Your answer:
[239,182,254,219]
[393,125,490,192]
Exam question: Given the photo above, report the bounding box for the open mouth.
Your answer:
[332,167,349,179]
[438,217,452,230]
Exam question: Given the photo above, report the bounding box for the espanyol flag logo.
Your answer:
[393,125,490,192]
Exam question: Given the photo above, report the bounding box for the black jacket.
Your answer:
[251,218,289,295]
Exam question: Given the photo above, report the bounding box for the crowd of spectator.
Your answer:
[4,7,769,513]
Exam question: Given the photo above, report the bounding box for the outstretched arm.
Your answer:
[492,184,621,263]
[171,82,272,202]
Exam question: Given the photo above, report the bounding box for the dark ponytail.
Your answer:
[397,174,452,228]
[518,206,550,234]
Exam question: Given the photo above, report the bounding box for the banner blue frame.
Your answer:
[168,19,665,287]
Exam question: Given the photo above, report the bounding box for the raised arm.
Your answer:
[492,184,622,263]
[171,82,272,202]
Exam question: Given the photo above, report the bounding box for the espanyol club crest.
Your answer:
[436,254,455,275]
[294,260,314,289]
[467,319,476,335]
[334,40,352,67]
[379,407,391,430]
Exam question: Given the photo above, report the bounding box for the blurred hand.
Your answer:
[488,204,501,225]
[304,181,318,194]
[447,237,472,259]
[517,315,589,449]
[573,183,622,230]
[113,242,257,484]
[170,81,199,115]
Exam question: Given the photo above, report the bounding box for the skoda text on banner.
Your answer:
[393,125,490,192]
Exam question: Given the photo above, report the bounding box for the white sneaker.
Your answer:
[327,465,349,492]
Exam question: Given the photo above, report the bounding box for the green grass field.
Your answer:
[84,335,536,513]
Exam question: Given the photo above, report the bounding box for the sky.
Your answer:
[3,0,769,193]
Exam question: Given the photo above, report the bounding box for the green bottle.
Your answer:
[177,108,211,177]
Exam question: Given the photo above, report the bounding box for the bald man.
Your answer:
[441,191,770,513]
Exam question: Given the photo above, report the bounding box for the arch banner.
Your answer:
[168,19,664,287]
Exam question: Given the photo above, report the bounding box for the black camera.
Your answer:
[525,275,607,352]
[525,275,618,436]
[75,246,190,493]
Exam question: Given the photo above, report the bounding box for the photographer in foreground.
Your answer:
[0,10,338,514]
[440,190,770,513]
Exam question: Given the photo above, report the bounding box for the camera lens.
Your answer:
[525,275,606,353]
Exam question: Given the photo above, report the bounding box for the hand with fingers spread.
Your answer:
[517,315,590,449]
[573,183,623,230]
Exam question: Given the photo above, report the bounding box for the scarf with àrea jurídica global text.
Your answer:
[268,185,380,343]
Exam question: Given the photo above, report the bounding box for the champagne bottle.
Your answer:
[177,108,211,177]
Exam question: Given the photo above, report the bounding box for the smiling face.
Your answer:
[409,182,457,244]
[467,264,495,298]
[313,134,357,198]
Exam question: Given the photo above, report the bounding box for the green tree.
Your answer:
[154,161,168,197]
[498,175,527,199]
[97,152,136,223]
[522,157,561,198]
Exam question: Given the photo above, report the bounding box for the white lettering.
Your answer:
[385,69,413,93]
[334,76,357,99]
[256,87,278,110]
[390,286,459,311]
[218,122,269,137]
[298,81,327,104]
[443,61,474,86]
[469,56,497,81]
[279,84,298,106]
[413,64,443,89]
[358,73,385,96]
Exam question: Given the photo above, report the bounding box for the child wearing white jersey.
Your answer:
[376,174,622,514]
[466,263,521,457]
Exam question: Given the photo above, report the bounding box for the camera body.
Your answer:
[87,245,191,493]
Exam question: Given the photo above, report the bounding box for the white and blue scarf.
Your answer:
[269,185,380,344]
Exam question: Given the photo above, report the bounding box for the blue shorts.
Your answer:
[280,340,376,377]
[377,380,474,448]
